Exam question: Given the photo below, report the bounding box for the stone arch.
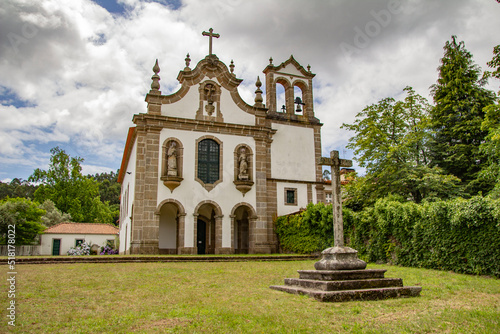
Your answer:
[193,200,223,254]
[292,79,311,117]
[230,202,257,254]
[155,198,185,215]
[275,76,294,114]
[230,202,257,218]
[194,200,223,217]
[155,199,186,254]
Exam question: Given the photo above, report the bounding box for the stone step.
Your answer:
[297,269,386,281]
[284,277,403,291]
[269,285,422,303]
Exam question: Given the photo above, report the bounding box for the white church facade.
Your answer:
[118,30,326,254]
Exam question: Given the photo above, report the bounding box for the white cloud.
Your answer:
[0,0,499,180]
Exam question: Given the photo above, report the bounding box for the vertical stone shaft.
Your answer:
[130,125,161,254]
[330,150,344,248]
[252,137,270,253]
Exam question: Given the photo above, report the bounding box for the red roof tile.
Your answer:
[44,223,119,235]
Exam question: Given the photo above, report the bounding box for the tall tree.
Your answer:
[429,36,496,194]
[342,86,460,207]
[479,45,500,197]
[29,147,117,224]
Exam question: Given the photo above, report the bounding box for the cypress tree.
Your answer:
[430,36,495,194]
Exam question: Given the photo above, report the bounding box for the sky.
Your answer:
[1,0,499,182]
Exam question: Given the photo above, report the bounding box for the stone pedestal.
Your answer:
[161,176,183,192]
[270,269,422,303]
[270,150,422,302]
[314,246,367,270]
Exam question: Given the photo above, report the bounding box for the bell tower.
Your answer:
[263,55,318,124]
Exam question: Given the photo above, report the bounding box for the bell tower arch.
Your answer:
[263,55,317,123]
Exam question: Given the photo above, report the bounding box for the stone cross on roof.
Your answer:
[202,28,220,55]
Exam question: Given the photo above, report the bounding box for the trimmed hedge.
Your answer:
[274,196,500,277]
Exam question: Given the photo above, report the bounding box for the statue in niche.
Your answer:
[167,141,178,176]
[204,83,216,116]
[238,147,249,181]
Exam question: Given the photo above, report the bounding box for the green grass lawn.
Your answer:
[2,260,499,333]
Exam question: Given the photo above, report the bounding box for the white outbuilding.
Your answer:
[40,223,119,256]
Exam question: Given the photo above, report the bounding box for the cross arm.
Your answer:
[318,157,353,168]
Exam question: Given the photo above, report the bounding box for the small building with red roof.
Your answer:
[40,222,119,256]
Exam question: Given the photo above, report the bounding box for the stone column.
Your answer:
[130,124,161,254]
[177,213,186,254]
[230,214,236,253]
[215,214,232,254]
[192,214,199,254]
[251,137,272,253]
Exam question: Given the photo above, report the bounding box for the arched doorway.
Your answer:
[231,203,256,254]
[195,203,219,255]
[156,199,185,255]
[234,208,249,254]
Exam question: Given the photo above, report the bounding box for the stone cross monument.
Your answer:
[315,150,366,270]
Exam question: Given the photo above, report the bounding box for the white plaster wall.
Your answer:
[218,88,254,126]
[40,234,117,256]
[157,129,257,249]
[161,88,199,119]
[161,81,255,126]
[276,182,309,216]
[276,63,306,78]
[271,123,316,182]
[119,138,137,254]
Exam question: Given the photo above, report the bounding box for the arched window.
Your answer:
[197,139,220,184]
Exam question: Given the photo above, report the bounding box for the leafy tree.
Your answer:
[429,36,496,195]
[0,198,46,245]
[29,147,117,224]
[39,199,72,227]
[0,178,38,200]
[89,171,121,205]
[484,45,500,87]
[342,86,459,207]
[479,44,500,197]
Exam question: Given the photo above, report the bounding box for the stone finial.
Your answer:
[151,59,160,92]
[254,76,264,107]
[230,59,235,74]
[307,64,311,72]
[269,57,273,65]
[184,53,191,70]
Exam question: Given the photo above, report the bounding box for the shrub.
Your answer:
[100,245,118,255]
[275,196,500,277]
[274,202,333,254]
[67,241,91,256]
